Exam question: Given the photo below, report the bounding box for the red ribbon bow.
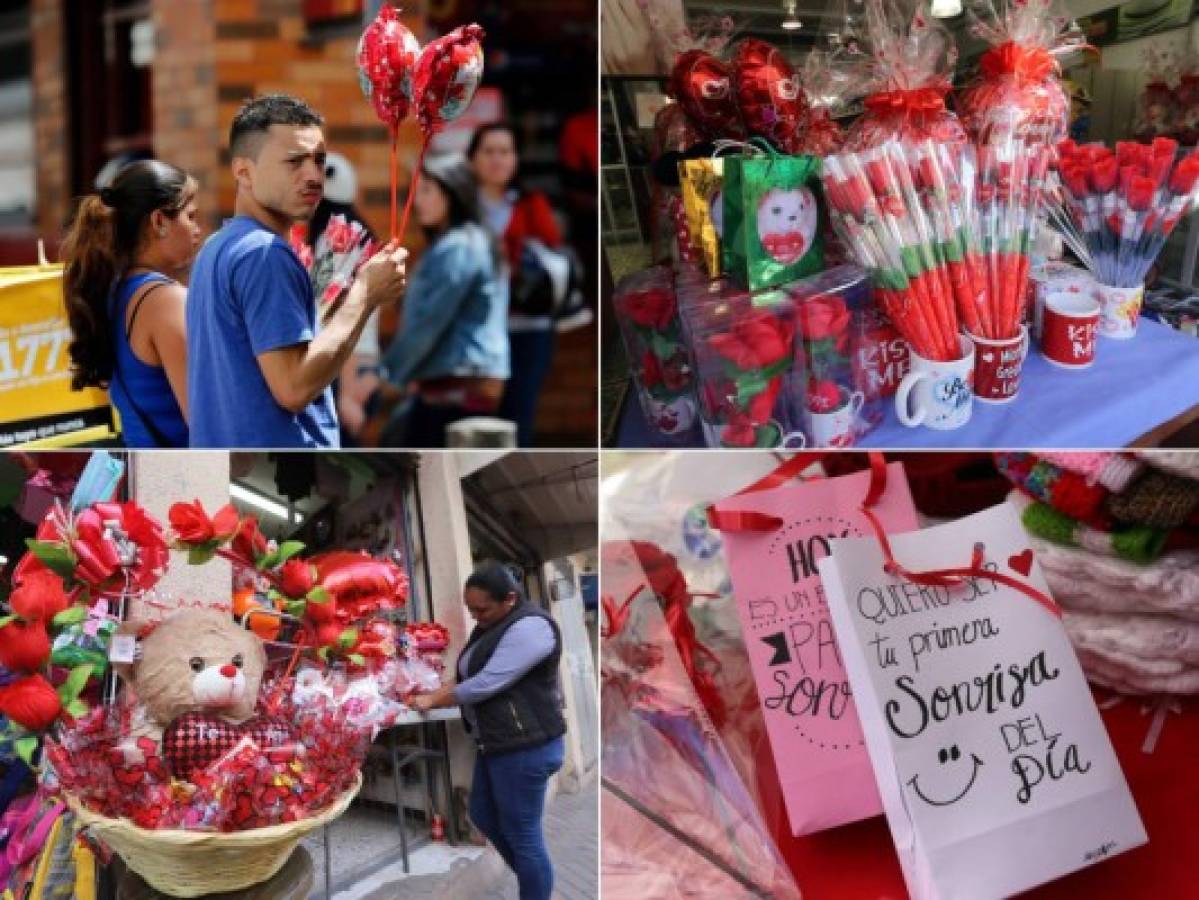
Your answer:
[863,85,948,116]
[979,42,1056,83]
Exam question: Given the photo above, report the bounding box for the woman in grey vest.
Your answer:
[410,562,566,900]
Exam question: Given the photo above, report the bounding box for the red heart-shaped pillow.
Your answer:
[162,712,295,781]
[669,50,745,140]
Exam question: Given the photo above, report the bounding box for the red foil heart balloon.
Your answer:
[732,39,808,153]
[669,50,745,140]
[356,4,420,129]
[413,23,486,139]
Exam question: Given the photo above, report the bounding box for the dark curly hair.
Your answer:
[60,160,196,389]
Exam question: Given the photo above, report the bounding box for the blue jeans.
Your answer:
[500,329,556,447]
[469,736,565,900]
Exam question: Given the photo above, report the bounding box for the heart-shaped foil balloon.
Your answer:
[669,50,745,140]
[356,4,421,129]
[413,23,486,139]
[732,39,809,153]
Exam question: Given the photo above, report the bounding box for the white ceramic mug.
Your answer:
[895,335,975,430]
[1095,283,1144,339]
[778,429,809,449]
[806,388,864,447]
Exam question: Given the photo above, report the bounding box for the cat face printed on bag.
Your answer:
[757,187,816,265]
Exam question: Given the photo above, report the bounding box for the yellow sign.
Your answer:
[0,264,115,447]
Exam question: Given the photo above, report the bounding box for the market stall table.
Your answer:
[616,319,1199,448]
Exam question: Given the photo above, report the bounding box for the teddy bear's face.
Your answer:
[121,609,267,727]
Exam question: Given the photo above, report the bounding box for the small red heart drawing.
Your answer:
[1008,549,1034,576]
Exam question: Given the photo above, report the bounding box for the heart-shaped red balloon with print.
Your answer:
[732,39,808,153]
[669,50,746,140]
[356,5,421,129]
[162,711,295,781]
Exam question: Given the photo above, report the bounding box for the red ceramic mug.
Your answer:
[1041,292,1100,368]
[966,325,1028,404]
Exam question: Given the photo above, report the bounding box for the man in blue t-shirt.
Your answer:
[187,95,407,447]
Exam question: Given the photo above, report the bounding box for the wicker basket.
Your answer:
[67,773,361,897]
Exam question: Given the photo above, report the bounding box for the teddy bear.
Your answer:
[114,608,294,780]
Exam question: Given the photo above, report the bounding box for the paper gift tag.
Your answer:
[714,463,919,834]
[818,503,1147,899]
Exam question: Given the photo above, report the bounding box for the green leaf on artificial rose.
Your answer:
[52,606,88,629]
[14,736,38,767]
[649,332,681,360]
[306,586,330,605]
[275,541,306,566]
[286,600,307,618]
[256,548,280,571]
[188,545,217,565]
[25,540,77,579]
[317,647,330,662]
[0,615,15,629]
[348,653,366,666]
[58,664,94,704]
[338,627,359,650]
[65,699,88,720]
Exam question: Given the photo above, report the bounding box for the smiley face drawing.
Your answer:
[756,187,817,265]
[907,744,984,807]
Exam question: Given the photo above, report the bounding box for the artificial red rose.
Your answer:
[8,571,70,623]
[0,673,62,731]
[1169,153,1199,195]
[746,376,782,424]
[796,294,850,341]
[351,619,396,658]
[279,559,317,599]
[71,506,123,585]
[807,378,843,413]
[0,618,51,672]
[619,287,677,331]
[708,310,795,370]
[304,594,338,624]
[1126,175,1156,211]
[641,350,664,389]
[231,516,269,563]
[314,621,345,648]
[169,500,237,545]
[721,412,758,447]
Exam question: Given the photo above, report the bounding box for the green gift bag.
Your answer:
[723,150,824,292]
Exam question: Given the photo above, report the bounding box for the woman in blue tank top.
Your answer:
[60,160,201,447]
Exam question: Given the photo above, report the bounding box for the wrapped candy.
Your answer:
[957,0,1083,147]
[668,50,746,140]
[840,0,967,151]
[731,39,808,154]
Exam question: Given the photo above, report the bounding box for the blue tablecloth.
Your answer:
[616,318,1199,449]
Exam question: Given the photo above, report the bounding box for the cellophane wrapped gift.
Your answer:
[957,0,1082,148]
[783,264,889,447]
[794,49,850,156]
[601,539,800,900]
[1176,57,1199,146]
[684,294,796,448]
[840,0,968,151]
[613,266,699,440]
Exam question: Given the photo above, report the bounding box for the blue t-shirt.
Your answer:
[186,216,338,447]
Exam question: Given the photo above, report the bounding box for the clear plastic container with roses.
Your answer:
[681,291,797,449]
[783,264,901,447]
[613,266,700,442]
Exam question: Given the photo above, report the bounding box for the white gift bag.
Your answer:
[818,502,1147,900]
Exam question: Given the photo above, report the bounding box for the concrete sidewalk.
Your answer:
[307,774,597,899]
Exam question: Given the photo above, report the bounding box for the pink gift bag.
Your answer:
[711,461,919,835]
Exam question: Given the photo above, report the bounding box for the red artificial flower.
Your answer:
[746,376,782,424]
[1169,153,1199,195]
[807,378,843,412]
[707,310,795,370]
[1056,138,1078,161]
[1127,175,1157,211]
[1106,212,1123,236]
[279,559,317,599]
[169,500,239,545]
[0,674,62,732]
[795,294,851,341]
[71,506,123,585]
[619,287,677,331]
[1091,157,1118,193]
[231,516,269,563]
[1059,163,1090,199]
[640,350,664,389]
[8,571,70,623]
[304,593,338,624]
[314,621,346,648]
[721,411,758,447]
[350,619,396,658]
[0,618,51,672]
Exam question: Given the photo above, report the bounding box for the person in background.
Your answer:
[186,94,408,448]
[304,152,383,446]
[60,160,201,447]
[467,123,563,447]
[409,562,566,900]
[378,156,509,446]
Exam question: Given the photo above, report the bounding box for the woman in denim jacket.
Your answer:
[380,156,509,446]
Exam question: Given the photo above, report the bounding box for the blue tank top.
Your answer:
[108,272,189,447]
